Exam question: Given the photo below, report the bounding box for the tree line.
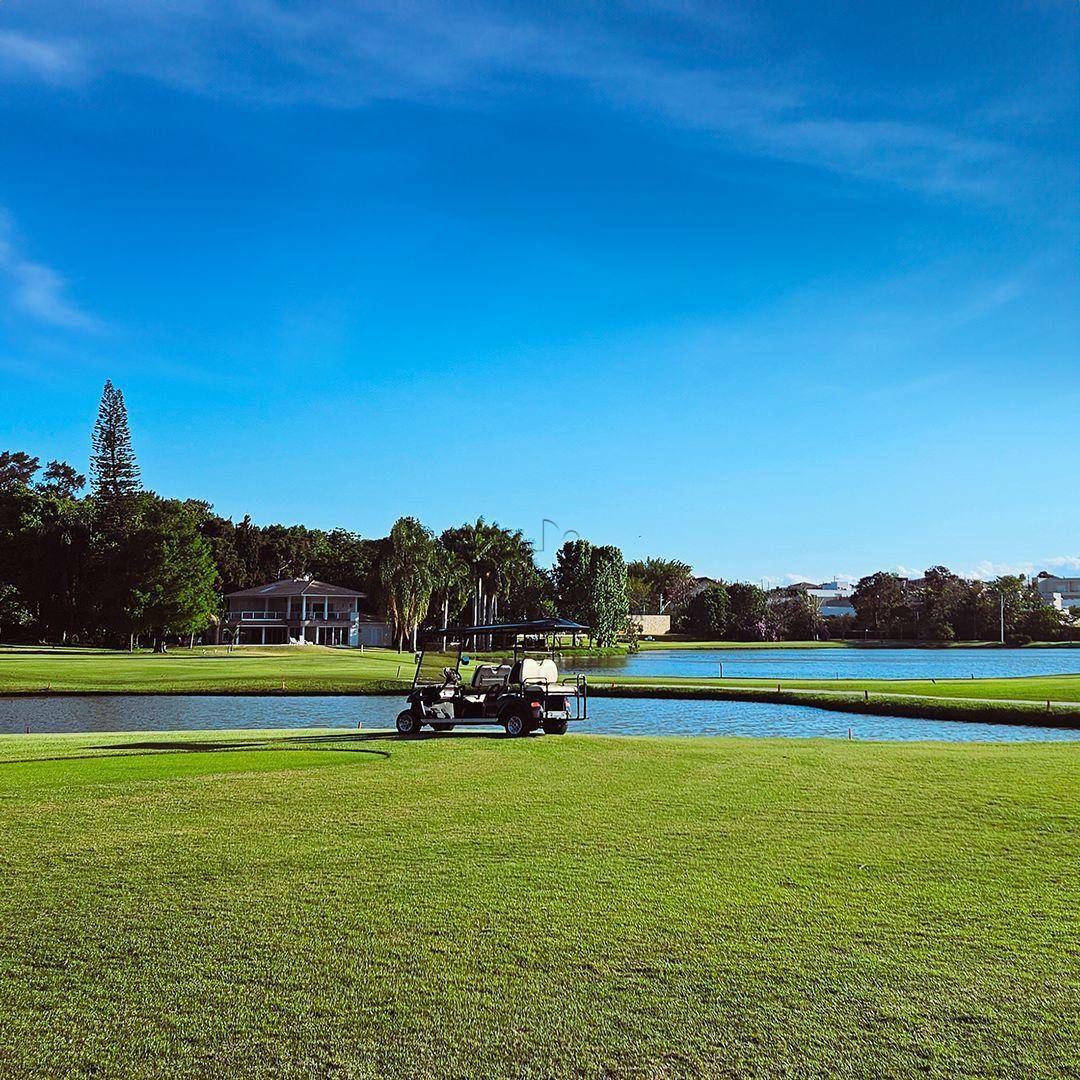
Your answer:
[1,382,1072,649]
[677,569,1073,644]
[0,383,631,649]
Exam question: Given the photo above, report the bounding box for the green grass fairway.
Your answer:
[0,644,412,693]
[637,639,857,650]
[1,730,1077,1077]
[636,639,1080,650]
[598,672,1080,702]
[3,647,1080,726]
[586,674,1080,727]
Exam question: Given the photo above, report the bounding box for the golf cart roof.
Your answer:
[431,617,590,635]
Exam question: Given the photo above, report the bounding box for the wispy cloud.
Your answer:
[782,572,857,585]
[566,53,1009,201]
[903,558,1080,582]
[0,30,85,84]
[0,212,101,332]
[0,1,1028,203]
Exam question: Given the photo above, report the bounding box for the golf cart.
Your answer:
[395,618,589,737]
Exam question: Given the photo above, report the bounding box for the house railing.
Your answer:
[228,609,359,622]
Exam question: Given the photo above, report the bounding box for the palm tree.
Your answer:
[441,518,499,633]
[379,517,437,650]
[441,519,541,645]
[430,544,471,647]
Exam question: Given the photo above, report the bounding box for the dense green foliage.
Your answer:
[439,518,549,627]
[769,589,825,640]
[851,566,1068,644]
[0,425,217,650]
[672,568,1076,645]
[551,539,593,625]
[684,582,730,637]
[626,556,692,614]
[0,388,618,647]
[380,517,438,649]
[589,545,629,647]
[113,495,220,650]
[0,730,1075,1077]
[553,540,629,646]
[2,382,1072,649]
[726,581,769,640]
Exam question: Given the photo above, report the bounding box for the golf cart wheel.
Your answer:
[503,712,529,737]
[542,720,568,735]
[431,723,455,732]
[396,710,422,736]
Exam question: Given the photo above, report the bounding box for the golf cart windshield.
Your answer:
[413,648,462,688]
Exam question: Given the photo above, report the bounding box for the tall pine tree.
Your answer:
[90,380,141,503]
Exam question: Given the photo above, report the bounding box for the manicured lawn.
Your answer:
[587,674,1080,727]
[0,729,1077,1078]
[638,639,857,650]
[4,647,1080,726]
[600,672,1080,703]
[637,639,1080,650]
[0,644,413,693]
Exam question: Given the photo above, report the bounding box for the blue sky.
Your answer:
[1,1,1077,583]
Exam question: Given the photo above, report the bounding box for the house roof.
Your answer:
[225,578,365,600]
[431,617,590,635]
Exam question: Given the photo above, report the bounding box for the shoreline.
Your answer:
[588,684,1080,730]
[4,682,1080,730]
[636,639,1080,650]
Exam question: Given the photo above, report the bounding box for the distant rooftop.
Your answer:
[225,578,365,600]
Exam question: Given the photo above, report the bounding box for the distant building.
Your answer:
[222,577,391,646]
[1035,574,1080,611]
[628,613,671,636]
[803,580,854,601]
[818,597,856,619]
[685,576,722,600]
[778,580,855,619]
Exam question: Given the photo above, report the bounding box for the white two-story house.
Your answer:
[223,577,390,646]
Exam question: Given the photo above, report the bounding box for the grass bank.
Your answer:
[593,672,1080,701]
[589,682,1080,729]
[639,638,864,650]
[1,729,1076,1077]
[0,645,412,694]
[637,638,1080,650]
[582,673,1080,728]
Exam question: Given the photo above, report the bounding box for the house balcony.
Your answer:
[228,610,358,624]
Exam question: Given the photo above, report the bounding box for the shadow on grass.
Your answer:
[0,727,526,765]
[0,732,394,765]
[0,648,118,657]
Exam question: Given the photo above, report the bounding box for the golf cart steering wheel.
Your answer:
[443,667,461,686]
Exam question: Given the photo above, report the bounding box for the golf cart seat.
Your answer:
[511,657,579,694]
[472,664,511,692]
[536,658,559,685]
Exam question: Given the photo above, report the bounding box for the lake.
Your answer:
[568,646,1080,682]
[2,694,1078,742]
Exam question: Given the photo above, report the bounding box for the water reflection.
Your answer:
[569,646,1080,682]
[1,694,1077,743]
